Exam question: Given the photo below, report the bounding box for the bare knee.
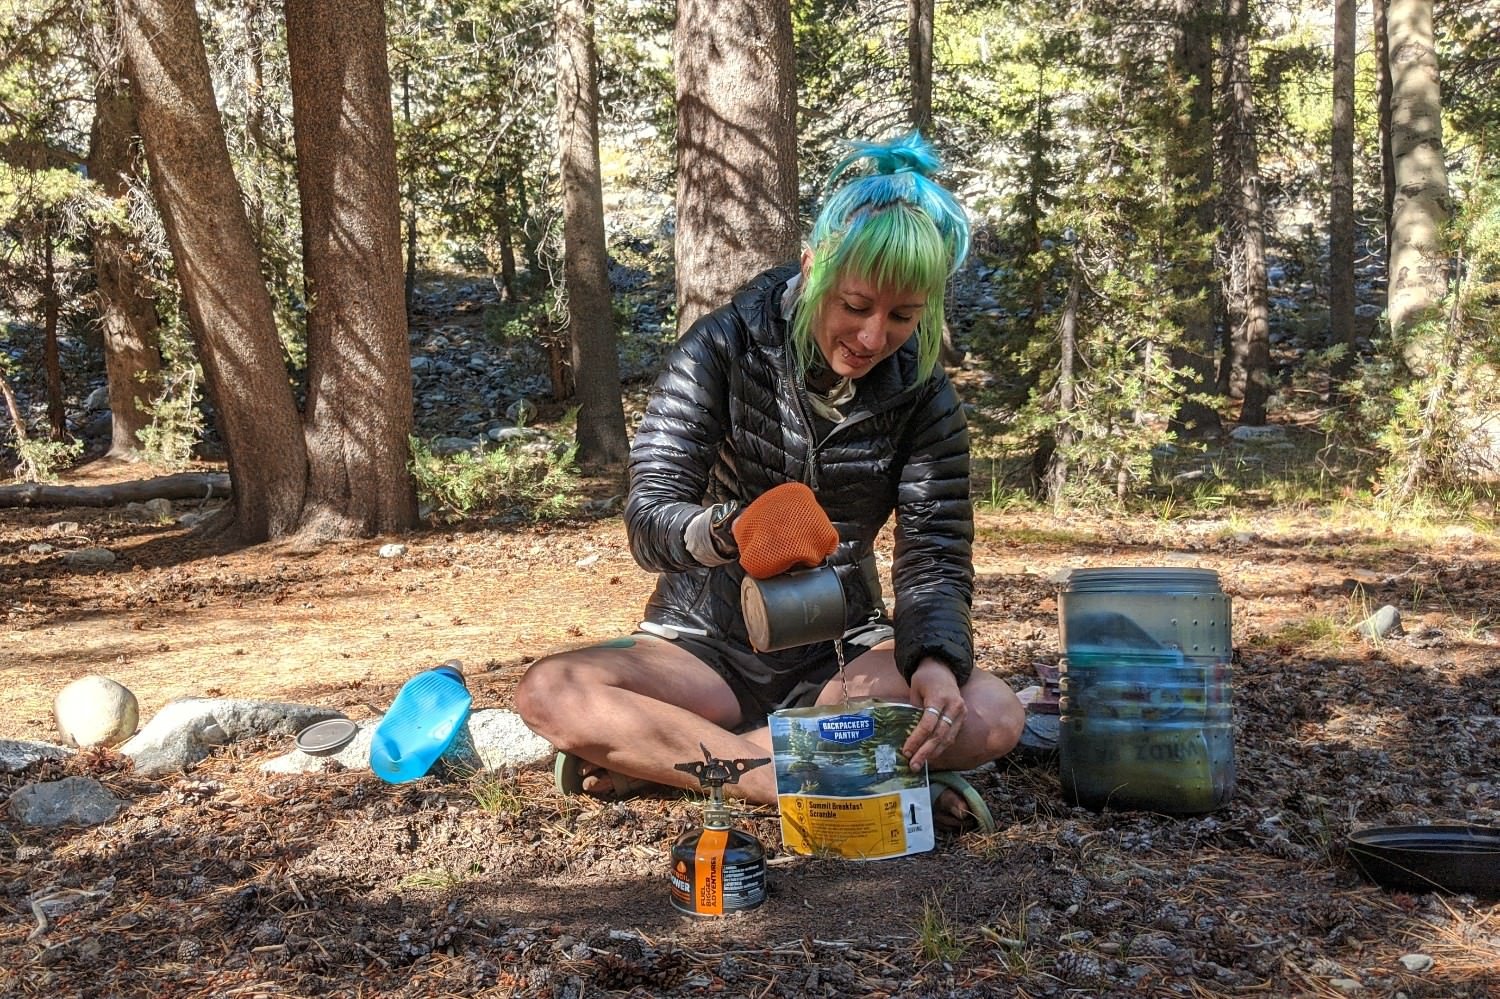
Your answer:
[950,676,1025,769]
[515,653,590,745]
[981,682,1026,760]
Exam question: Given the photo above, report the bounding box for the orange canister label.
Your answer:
[693,828,729,916]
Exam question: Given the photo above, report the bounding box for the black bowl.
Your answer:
[1347,824,1500,894]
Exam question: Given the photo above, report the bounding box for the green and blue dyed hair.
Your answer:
[792,132,970,380]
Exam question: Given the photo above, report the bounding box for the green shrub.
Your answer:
[1351,157,1500,512]
[409,427,581,521]
[11,434,81,482]
[136,365,205,468]
[482,298,552,345]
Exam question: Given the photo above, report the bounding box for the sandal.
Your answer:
[928,771,997,834]
[553,751,667,800]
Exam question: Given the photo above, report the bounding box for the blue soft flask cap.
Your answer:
[370,663,473,784]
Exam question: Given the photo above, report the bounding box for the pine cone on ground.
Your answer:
[589,948,687,991]
[1052,949,1104,985]
[1046,871,1091,908]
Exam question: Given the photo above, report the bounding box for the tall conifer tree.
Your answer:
[1218,0,1270,424]
[673,0,798,332]
[557,0,628,468]
[1386,0,1451,375]
[1330,0,1357,381]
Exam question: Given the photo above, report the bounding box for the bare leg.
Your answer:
[515,635,782,804]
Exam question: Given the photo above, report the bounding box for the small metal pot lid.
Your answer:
[295,717,358,757]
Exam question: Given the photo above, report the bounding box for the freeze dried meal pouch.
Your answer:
[769,699,933,860]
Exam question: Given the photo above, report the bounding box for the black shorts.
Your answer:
[657,619,895,731]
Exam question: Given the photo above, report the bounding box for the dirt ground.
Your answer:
[2,464,1498,998]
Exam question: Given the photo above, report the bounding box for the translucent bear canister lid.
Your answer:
[1061,567,1223,594]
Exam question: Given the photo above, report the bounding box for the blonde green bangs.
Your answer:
[790,132,969,381]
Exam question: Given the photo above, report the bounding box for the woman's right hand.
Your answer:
[732,482,838,578]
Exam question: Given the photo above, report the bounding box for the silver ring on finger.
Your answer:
[925,706,942,717]
[940,714,955,726]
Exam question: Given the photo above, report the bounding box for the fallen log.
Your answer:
[0,472,231,508]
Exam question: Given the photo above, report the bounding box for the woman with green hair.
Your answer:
[517,132,1023,830]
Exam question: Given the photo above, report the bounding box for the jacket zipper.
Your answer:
[787,356,821,491]
[821,409,877,442]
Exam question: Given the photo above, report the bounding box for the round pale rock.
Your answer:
[1356,604,1403,640]
[54,675,140,748]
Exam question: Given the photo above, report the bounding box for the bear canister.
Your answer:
[1056,567,1235,814]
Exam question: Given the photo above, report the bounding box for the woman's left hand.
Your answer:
[903,658,965,771]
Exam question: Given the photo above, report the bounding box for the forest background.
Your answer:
[0,0,1496,534]
[2,3,1500,997]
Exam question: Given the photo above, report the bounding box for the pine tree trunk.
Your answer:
[41,222,66,441]
[1021,76,1049,347]
[556,0,628,469]
[88,76,163,458]
[1330,0,1357,383]
[1386,0,1451,376]
[905,0,961,366]
[673,0,798,333]
[907,0,934,132]
[0,372,32,466]
[121,0,308,540]
[544,323,575,402]
[494,173,516,303]
[1044,258,1082,511]
[1166,0,1221,437]
[1372,0,1395,267]
[285,0,418,539]
[1219,0,1270,425]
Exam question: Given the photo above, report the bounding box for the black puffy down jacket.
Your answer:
[624,263,974,685]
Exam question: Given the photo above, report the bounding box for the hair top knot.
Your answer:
[826,132,942,187]
[828,132,942,184]
[812,131,969,276]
